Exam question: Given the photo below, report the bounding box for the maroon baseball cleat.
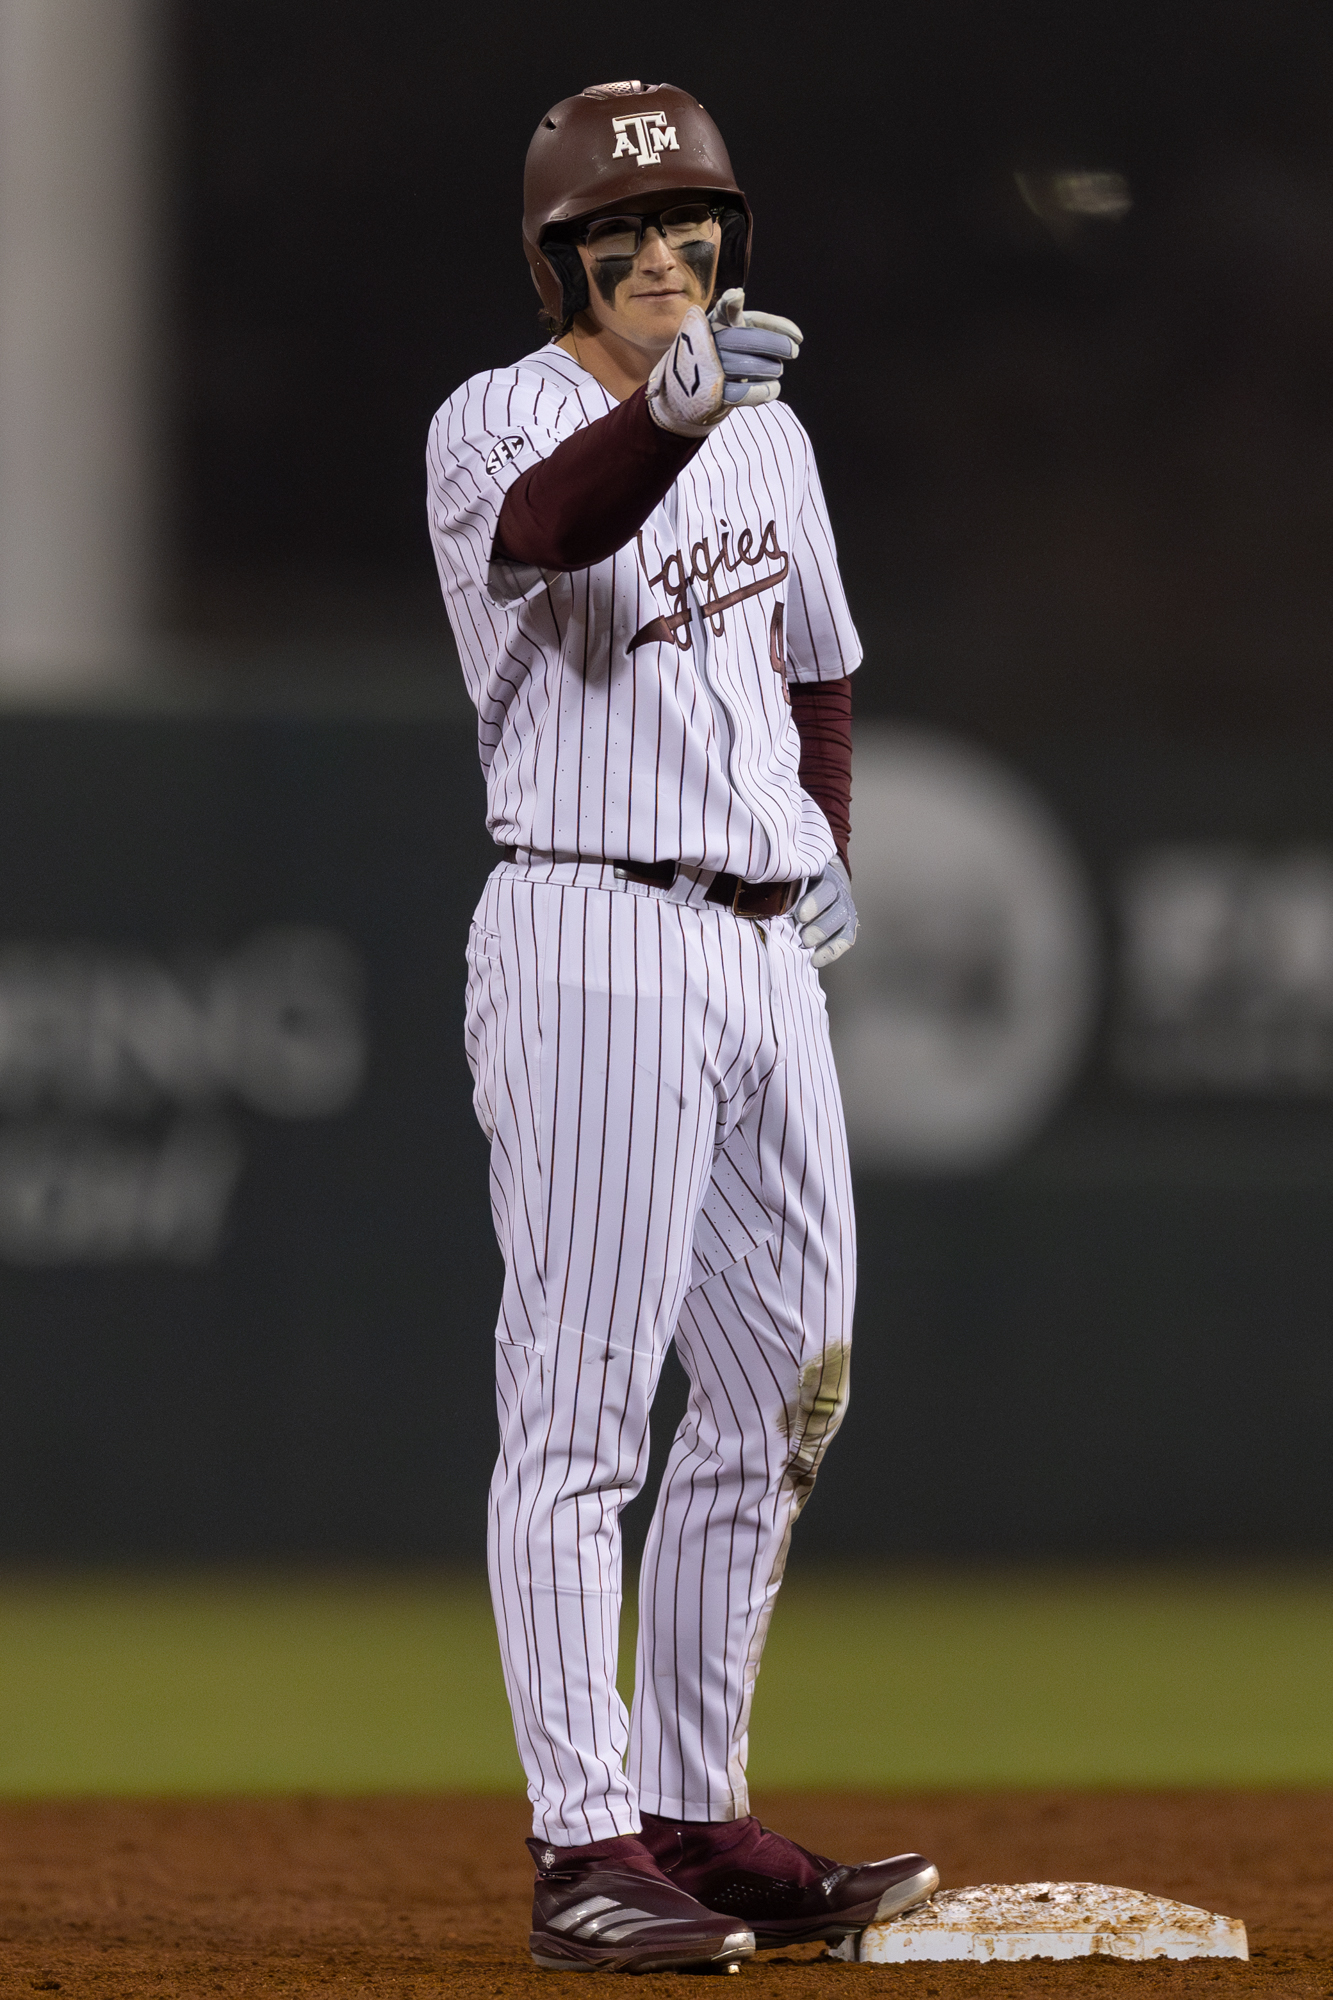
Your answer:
[527,1834,756,1971]
[639,1814,939,1949]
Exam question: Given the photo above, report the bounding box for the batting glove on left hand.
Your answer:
[796,856,858,969]
[709,288,803,407]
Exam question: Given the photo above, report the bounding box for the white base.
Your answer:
[832,1882,1249,1964]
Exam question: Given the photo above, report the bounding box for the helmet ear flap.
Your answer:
[539,237,589,335]
[715,207,749,300]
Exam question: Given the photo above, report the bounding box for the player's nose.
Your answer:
[635,225,676,273]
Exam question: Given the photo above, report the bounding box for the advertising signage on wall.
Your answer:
[828,728,1101,1171]
[830,726,1333,1174]
[0,928,365,1262]
[1116,847,1333,1093]
[0,708,1328,1559]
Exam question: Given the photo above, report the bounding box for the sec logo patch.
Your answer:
[485,434,527,477]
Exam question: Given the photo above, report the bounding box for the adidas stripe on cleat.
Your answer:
[527,1835,755,1972]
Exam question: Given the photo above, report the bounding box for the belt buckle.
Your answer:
[732,877,748,915]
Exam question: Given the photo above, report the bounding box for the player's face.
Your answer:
[575,210,722,353]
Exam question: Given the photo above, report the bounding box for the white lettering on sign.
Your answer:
[0,1117,243,1265]
[1116,846,1333,1090]
[0,926,364,1115]
[610,111,679,167]
[0,926,366,1265]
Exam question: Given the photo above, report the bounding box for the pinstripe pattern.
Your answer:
[464,861,854,1843]
[427,344,861,883]
[435,338,860,1848]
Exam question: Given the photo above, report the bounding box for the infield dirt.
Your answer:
[0,1790,1327,1999]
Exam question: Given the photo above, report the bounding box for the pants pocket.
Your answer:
[464,922,503,1140]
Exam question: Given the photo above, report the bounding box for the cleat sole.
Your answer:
[531,1927,755,1973]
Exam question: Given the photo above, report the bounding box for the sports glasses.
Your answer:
[578,204,726,258]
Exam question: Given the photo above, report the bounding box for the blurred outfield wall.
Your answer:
[0,701,1330,1563]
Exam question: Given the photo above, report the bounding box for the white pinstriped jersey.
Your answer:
[426,343,861,883]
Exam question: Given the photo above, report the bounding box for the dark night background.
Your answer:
[167,0,1333,738]
[3,0,1332,1563]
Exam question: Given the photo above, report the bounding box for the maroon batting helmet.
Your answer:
[522,81,752,332]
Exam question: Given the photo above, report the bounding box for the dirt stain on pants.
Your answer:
[779,1340,852,1510]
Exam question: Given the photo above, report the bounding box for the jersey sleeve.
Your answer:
[781,424,863,684]
[426,368,573,610]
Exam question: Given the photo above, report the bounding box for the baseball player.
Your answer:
[427,81,937,1972]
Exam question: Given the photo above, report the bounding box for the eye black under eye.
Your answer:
[589,253,635,303]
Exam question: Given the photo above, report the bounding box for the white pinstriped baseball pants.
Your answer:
[464,860,856,1845]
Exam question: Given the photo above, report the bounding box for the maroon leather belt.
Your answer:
[614,856,802,920]
[710,872,802,918]
[498,848,802,921]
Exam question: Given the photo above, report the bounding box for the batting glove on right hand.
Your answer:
[646,306,730,438]
[796,856,858,969]
[709,288,803,407]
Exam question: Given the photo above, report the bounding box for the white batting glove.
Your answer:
[796,856,858,969]
[645,306,730,438]
[709,289,803,407]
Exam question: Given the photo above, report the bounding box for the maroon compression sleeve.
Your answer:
[495,388,701,571]
[790,676,853,871]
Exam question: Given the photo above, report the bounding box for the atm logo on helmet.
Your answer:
[611,111,680,168]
